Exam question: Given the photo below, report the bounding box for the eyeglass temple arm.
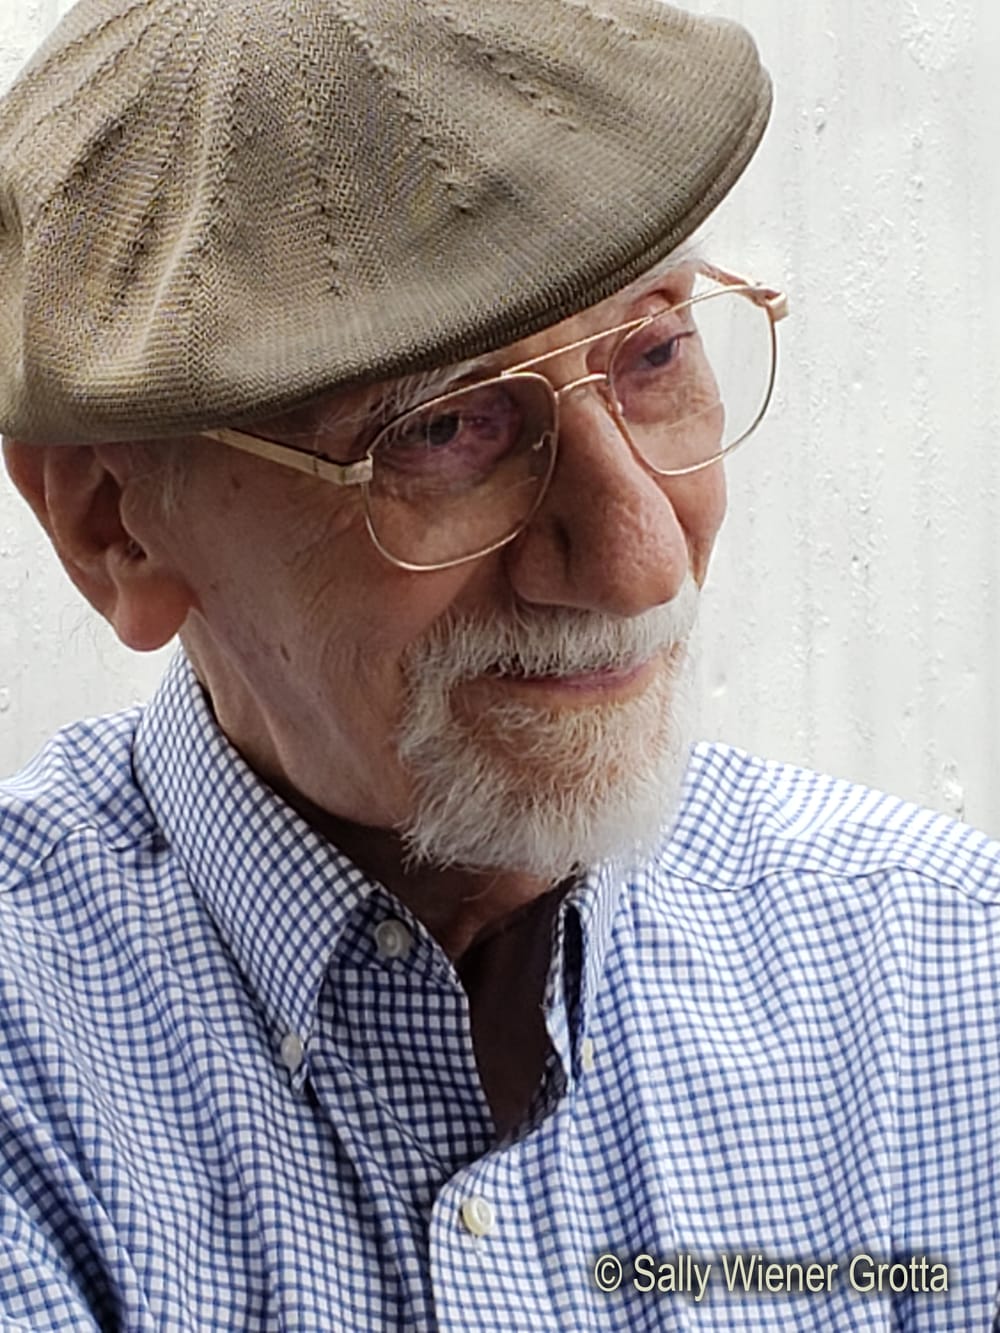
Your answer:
[699,261,789,323]
[200,427,373,486]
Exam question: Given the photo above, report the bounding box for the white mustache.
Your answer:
[405,575,699,682]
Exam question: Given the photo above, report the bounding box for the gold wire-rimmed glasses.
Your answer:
[201,263,788,571]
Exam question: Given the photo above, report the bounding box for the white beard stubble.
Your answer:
[395,577,699,879]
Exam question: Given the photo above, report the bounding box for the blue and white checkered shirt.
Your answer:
[1,651,998,1331]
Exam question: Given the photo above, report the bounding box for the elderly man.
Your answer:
[0,0,997,1328]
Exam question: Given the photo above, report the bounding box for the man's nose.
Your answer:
[503,390,724,616]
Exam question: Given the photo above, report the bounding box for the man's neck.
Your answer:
[278,787,560,959]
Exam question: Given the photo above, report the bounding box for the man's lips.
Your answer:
[477,655,662,698]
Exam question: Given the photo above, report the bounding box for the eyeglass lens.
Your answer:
[610,285,772,475]
[364,374,556,568]
[365,281,774,568]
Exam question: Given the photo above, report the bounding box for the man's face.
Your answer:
[147,266,727,875]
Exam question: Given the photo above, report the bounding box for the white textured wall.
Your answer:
[1,0,998,834]
[688,0,1000,835]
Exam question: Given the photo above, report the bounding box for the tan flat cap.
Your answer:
[0,0,771,443]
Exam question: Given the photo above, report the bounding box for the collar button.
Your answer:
[460,1197,496,1238]
[374,918,413,962]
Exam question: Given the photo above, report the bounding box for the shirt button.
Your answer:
[279,1032,305,1074]
[374,918,413,961]
[460,1197,496,1238]
[581,1037,596,1073]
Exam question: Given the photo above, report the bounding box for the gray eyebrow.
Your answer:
[361,356,498,426]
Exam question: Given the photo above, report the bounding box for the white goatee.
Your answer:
[395,576,699,878]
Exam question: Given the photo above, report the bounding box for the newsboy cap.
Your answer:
[0,0,771,444]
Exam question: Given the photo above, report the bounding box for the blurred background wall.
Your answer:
[2,0,998,833]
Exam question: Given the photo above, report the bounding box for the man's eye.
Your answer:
[394,409,487,453]
[373,385,527,483]
[642,335,683,368]
[630,328,694,373]
[419,413,462,449]
[382,386,523,459]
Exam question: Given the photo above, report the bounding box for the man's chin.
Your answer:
[397,650,695,878]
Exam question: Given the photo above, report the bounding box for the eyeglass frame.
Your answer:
[200,263,789,571]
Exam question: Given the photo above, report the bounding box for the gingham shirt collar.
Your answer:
[133,651,379,1052]
[131,650,623,1070]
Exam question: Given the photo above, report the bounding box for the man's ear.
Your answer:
[2,439,194,651]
